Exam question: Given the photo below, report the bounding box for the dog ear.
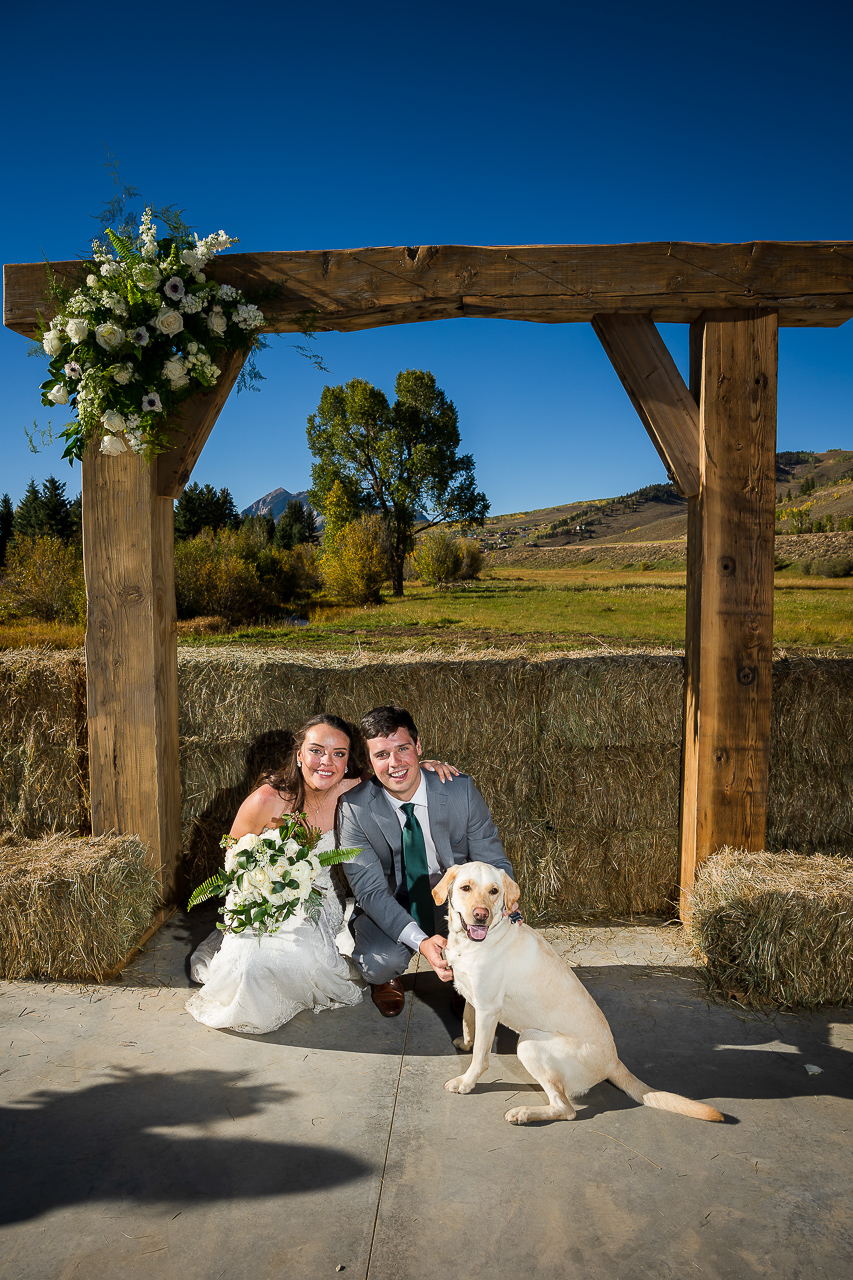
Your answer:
[432,865,460,904]
[501,871,521,913]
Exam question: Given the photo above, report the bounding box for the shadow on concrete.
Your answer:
[0,1067,373,1225]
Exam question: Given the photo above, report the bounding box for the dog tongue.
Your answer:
[468,924,489,941]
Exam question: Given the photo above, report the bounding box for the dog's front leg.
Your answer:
[445,1006,500,1095]
[453,999,476,1052]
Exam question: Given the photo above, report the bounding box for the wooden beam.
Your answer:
[155,347,249,499]
[6,240,853,338]
[82,447,181,906]
[591,313,700,496]
[678,309,778,919]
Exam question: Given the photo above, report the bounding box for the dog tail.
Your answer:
[608,1060,724,1123]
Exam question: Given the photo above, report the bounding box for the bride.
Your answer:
[186,713,456,1034]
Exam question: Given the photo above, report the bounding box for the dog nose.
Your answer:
[473,908,489,923]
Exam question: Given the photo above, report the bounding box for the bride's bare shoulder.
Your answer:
[230,783,294,837]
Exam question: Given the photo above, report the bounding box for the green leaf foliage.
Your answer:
[187,872,226,909]
[307,369,489,595]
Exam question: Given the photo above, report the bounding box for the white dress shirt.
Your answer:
[384,774,441,951]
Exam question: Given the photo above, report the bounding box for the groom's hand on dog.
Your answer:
[419,935,453,982]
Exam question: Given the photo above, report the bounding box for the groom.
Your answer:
[338,704,514,1017]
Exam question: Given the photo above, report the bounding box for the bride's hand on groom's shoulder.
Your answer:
[421,759,461,783]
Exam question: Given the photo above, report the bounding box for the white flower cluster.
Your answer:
[233,303,264,331]
[38,205,264,461]
[223,829,323,933]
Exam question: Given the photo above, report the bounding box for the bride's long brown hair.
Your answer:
[253,714,366,814]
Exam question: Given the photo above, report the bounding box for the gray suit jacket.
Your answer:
[337,770,513,943]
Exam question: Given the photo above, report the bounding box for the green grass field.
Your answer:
[3,564,850,654]
[189,565,853,654]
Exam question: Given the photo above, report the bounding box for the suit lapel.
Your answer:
[368,782,406,885]
[424,771,454,868]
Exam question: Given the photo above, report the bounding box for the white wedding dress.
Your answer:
[185,832,363,1034]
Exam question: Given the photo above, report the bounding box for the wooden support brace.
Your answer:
[678,309,778,919]
[156,347,249,499]
[592,313,700,497]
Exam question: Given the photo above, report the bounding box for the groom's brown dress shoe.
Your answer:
[371,978,405,1017]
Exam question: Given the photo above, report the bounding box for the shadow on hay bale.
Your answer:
[688,847,853,1008]
[0,832,159,981]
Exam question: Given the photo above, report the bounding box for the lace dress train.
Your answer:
[185,833,363,1034]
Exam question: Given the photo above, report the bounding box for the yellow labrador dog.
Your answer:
[434,862,724,1126]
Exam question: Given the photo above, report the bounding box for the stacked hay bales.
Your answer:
[0,649,88,837]
[0,832,158,980]
[689,848,853,1007]
[768,658,853,855]
[3,648,852,924]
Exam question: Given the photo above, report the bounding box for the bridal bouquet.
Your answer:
[188,813,360,938]
[38,207,265,462]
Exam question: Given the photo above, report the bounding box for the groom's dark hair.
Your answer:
[360,704,419,743]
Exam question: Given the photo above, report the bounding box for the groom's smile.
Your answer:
[366,728,423,801]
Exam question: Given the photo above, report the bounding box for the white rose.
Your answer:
[101,410,126,433]
[247,866,273,897]
[112,363,134,385]
[66,318,89,345]
[289,860,314,896]
[153,308,184,338]
[47,384,69,405]
[231,833,257,856]
[100,434,127,455]
[207,305,227,336]
[95,321,125,351]
[180,249,199,268]
[43,330,64,356]
[86,274,99,287]
[163,356,189,388]
[133,262,161,291]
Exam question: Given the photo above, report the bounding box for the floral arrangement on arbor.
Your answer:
[187,814,360,938]
[38,208,264,461]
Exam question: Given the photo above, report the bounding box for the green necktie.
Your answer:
[400,802,434,933]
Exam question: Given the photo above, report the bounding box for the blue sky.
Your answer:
[2,0,851,516]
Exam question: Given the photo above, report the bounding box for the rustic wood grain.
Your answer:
[82,447,181,904]
[6,241,853,337]
[592,314,700,496]
[155,347,249,498]
[678,320,708,920]
[679,310,778,915]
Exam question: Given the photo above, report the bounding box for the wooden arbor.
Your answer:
[5,241,853,914]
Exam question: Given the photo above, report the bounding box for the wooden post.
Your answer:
[678,309,778,918]
[82,446,180,905]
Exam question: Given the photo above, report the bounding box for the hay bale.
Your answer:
[0,649,88,836]
[0,832,158,980]
[688,848,853,1007]
[509,825,679,921]
[537,654,683,749]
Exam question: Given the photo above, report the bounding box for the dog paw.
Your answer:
[452,1036,473,1052]
[505,1107,528,1124]
[445,1076,474,1094]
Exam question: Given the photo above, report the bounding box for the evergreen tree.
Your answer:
[175,482,241,540]
[14,479,45,538]
[0,494,14,569]
[39,476,74,542]
[69,492,83,544]
[274,499,316,549]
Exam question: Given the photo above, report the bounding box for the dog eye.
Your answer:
[459,884,471,892]
[489,887,499,895]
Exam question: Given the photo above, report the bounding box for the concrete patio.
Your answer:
[1,914,851,1280]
